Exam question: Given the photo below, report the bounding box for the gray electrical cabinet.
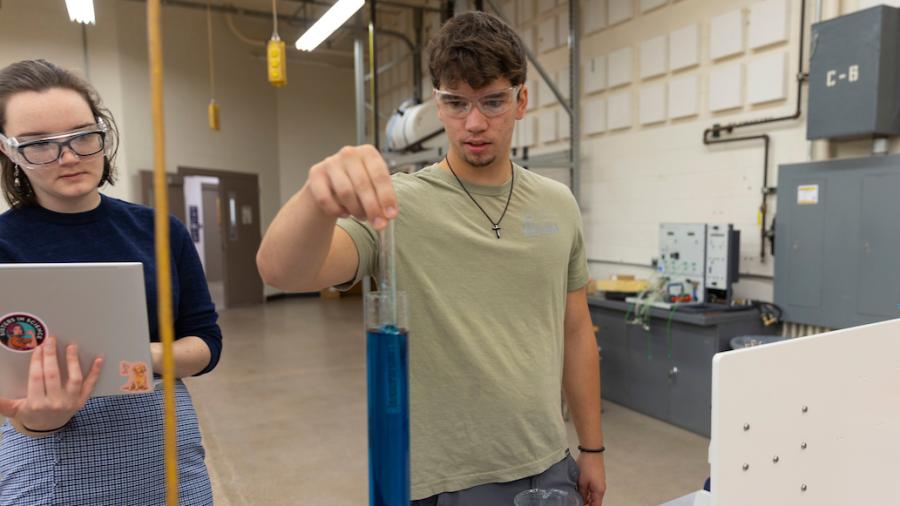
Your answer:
[807,5,900,140]
[774,154,900,328]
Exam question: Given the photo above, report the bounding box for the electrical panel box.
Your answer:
[659,224,707,303]
[705,224,740,303]
[807,5,900,140]
[774,154,900,328]
[657,223,741,305]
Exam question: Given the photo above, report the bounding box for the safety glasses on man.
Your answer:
[433,85,521,119]
[0,118,108,168]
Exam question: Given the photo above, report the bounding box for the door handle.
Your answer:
[667,366,679,382]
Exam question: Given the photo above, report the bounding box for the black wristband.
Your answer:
[577,444,606,453]
[22,422,67,434]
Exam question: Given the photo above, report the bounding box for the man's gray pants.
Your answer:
[412,452,581,506]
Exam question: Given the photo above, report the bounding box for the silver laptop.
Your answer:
[0,263,155,398]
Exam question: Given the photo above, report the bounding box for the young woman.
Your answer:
[0,59,222,505]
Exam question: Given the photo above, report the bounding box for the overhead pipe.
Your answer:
[355,36,367,145]
[702,0,809,264]
[412,7,424,103]
[568,0,581,202]
[370,0,380,149]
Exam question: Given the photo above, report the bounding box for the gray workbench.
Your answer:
[589,297,775,436]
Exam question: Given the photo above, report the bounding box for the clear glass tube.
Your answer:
[377,220,397,324]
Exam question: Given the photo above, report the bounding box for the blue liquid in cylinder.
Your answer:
[367,325,410,506]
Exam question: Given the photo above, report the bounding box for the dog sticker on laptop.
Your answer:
[0,313,47,352]
[120,361,152,393]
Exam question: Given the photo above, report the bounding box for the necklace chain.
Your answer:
[445,157,515,239]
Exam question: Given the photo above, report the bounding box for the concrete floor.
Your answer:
[185,296,710,506]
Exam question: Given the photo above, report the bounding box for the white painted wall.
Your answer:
[0,0,359,221]
[4,0,899,304]
[0,0,130,211]
[112,1,283,230]
[379,0,900,302]
[276,64,357,203]
[0,0,357,295]
[0,1,283,217]
[570,0,899,301]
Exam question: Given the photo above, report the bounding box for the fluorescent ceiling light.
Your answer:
[295,0,364,52]
[65,0,96,24]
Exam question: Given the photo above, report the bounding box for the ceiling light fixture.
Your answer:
[295,0,364,52]
[65,0,96,24]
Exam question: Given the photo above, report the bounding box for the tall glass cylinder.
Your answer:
[365,290,409,506]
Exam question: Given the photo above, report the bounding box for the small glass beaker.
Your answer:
[514,488,583,506]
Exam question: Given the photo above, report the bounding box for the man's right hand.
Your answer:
[305,144,399,230]
[257,145,395,291]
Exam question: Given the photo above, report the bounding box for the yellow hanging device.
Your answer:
[206,0,220,130]
[208,99,220,130]
[267,0,286,87]
[267,35,287,87]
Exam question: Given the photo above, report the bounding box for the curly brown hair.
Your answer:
[0,59,118,209]
[427,11,527,91]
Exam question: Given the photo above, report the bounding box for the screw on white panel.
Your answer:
[802,406,808,413]
[743,423,750,431]
[801,484,808,492]
[742,464,749,471]
[801,442,807,450]
[773,456,780,463]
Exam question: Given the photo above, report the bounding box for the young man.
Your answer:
[257,11,606,506]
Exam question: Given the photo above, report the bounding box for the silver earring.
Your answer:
[13,165,22,189]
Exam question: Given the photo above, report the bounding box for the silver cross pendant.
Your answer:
[492,224,501,239]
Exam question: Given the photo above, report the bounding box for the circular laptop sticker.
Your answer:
[0,313,47,352]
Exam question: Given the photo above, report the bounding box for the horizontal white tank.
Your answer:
[385,98,446,152]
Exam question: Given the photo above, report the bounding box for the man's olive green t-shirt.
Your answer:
[337,163,589,500]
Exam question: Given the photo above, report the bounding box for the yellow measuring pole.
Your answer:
[147,1,180,505]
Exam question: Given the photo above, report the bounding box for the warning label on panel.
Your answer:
[797,185,819,205]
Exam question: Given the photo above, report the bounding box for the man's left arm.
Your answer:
[563,286,606,506]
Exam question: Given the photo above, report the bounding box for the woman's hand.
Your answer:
[0,336,103,436]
